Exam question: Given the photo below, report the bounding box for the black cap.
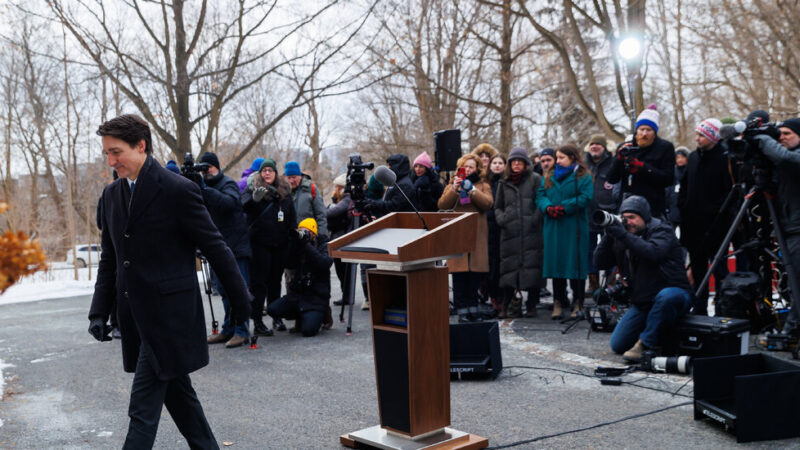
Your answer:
[199,152,220,170]
[540,148,555,158]
[620,195,652,223]
[778,118,800,138]
[746,110,770,125]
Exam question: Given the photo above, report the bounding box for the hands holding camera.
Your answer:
[616,143,644,174]
[546,205,565,219]
[605,220,628,238]
[185,171,206,189]
[297,228,313,243]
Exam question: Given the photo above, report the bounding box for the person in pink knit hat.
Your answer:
[411,151,444,211]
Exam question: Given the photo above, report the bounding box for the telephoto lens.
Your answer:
[650,356,692,374]
[592,210,622,227]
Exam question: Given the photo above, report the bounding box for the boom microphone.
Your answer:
[374,165,429,231]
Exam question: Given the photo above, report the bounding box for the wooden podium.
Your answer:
[330,212,489,450]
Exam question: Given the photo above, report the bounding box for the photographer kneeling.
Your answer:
[595,196,692,362]
[267,218,333,337]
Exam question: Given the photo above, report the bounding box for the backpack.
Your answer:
[715,271,760,325]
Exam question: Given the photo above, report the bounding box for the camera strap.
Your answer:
[249,201,276,231]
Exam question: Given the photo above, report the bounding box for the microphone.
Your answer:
[374,165,429,231]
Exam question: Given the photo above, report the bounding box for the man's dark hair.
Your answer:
[96,114,152,154]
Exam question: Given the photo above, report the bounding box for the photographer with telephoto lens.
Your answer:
[594,196,692,362]
[751,117,800,335]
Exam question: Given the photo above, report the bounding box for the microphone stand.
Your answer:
[393,182,429,231]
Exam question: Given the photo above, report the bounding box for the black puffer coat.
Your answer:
[368,154,419,216]
[202,171,252,259]
[678,143,733,251]
[286,234,333,312]
[241,177,296,248]
[607,136,675,217]
[493,169,544,290]
[594,217,690,309]
[410,167,444,212]
[487,172,503,283]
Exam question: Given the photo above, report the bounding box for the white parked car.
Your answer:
[65,244,101,267]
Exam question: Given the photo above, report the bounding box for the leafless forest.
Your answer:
[1,0,798,262]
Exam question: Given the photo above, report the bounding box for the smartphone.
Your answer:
[457,167,466,179]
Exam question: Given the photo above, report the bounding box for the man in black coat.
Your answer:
[585,134,620,295]
[197,151,253,347]
[608,105,675,218]
[595,196,692,362]
[267,218,334,336]
[88,114,251,449]
[679,119,733,316]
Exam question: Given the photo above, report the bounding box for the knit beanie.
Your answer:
[165,160,181,175]
[333,173,347,187]
[250,157,265,172]
[259,158,277,172]
[412,151,433,169]
[779,118,800,138]
[620,195,652,223]
[507,147,531,166]
[284,160,302,176]
[539,148,555,158]
[635,104,660,133]
[199,152,220,170]
[675,147,689,158]
[696,118,722,144]
[588,134,607,148]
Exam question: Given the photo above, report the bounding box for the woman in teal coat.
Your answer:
[536,144,593,319]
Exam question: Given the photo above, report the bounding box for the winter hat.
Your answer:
[635,104,660,133]
[539,148,555,159]
[470,143,499,159]
[696,118,722,144]
[259,158,277,172]
[199,152,220,170]
[284,160,302,176]
[165,160,181,175]
[675,147,690,158]
[250,157,265,172]
[779,118,800,138]
[412,151,433,169]
[298,217,318,235]
[507,147,531,166]
[620,195,652,223]
[588,134,607,148]
[333,173,347,187]
[746,110,770,125]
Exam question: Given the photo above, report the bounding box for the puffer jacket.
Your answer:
[438,174,493,273]
[493,169,544,290]
[291,174,328,237]
[594,217,691,309]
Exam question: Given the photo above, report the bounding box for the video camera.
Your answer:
[180,152,210,176]
[345,154,374,204]
[724,117,780,163]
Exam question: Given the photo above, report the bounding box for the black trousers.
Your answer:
[123,343,217,450]
[249,244,287,318]
[688,245,729,315]
[267,294,325,337]
[452,272,479,312]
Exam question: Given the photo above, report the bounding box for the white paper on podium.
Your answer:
[340,228,428,255]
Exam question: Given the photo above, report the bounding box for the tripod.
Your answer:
[695,183,800,332]
[338,210,362,335]
[197,254,219,335]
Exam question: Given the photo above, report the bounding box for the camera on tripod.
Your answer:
[180,152,210,176]
[724,117,780,162]
[345,154,374,204]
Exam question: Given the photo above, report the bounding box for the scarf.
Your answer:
[554,163,576,182]
[510,170,523,185]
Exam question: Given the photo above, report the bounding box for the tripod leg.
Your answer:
[345,214,361,335]
[695,187,755,299]
[200,257,218,335]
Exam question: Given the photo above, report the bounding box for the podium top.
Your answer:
[328,212,477,269]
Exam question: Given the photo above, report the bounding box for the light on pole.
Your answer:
[618,35,643,134]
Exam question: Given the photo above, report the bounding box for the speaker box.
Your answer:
[449,321,502,380]
[694,353,800,442]
[434,129,462,173]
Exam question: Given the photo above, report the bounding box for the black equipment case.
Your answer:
[663,315,750,357]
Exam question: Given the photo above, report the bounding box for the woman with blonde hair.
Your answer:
[438,153,493,322]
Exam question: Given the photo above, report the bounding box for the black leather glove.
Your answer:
[606,222,627,239]
[88,317,112,342]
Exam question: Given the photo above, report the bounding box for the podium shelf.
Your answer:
[374,324,408,334]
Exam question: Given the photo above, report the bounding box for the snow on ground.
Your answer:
[0,358,14,403]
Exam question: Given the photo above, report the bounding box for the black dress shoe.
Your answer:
[253,322,274,337]
[273,318,287,332]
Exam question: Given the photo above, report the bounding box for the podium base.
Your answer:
[340,425,488,449]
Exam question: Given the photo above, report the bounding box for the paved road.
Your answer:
[1,277,798,449]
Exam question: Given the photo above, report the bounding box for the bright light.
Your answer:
[618,36,642,61]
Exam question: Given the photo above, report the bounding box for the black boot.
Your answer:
[273,318,287,332]
[253,317,273,336]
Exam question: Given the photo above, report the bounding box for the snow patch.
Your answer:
[0,359,15,400]
[96,431,113,437]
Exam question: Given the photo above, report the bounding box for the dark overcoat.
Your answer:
[90,156,250,380]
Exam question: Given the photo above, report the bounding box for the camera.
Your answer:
[297,228,313,243]
[345,154,374,203]
[180,152,210,176]
[587,281,629,332]
[617,144,641,171]
[592,210,623,228]
[639,350,692,374]
[724,117,780,162]
[594,282,629,305]
[290,272,313,292]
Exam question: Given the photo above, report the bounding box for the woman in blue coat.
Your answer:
[536,144,593,319]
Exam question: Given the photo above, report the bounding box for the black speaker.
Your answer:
[449,321,502,380]
[434,129,461,173]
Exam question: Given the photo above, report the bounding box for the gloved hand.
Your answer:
[554,205,565,218]
[606,222,627,238]
[252,186,268,202]
[355,198,374,212]
[231,296,252,326]
[88,317,112,342]
[461,179,473,192]
[546,206,558,218]
[297,228,313,242]
[626,157,644,174]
